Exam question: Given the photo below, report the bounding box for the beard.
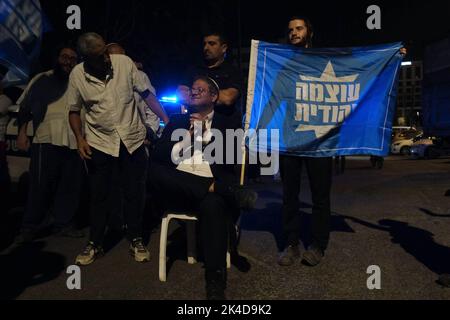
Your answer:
[53,63,70,82]
[291,37,308,48]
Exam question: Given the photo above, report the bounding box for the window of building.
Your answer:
[406,68,412,79]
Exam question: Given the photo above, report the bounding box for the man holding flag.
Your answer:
[244,16,406,267]
[277,16,333,267]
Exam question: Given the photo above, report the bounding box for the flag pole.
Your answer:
[240,40,259,186]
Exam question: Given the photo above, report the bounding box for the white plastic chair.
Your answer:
[159,211,231,282]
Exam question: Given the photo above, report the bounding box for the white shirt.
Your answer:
[136,70,160,133]
[17,70,78,149]
[67,54,148,157]
[175,111,214,178]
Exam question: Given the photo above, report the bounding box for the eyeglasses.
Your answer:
[190,87,209,95]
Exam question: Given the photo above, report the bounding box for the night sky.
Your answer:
[38,0,450,93]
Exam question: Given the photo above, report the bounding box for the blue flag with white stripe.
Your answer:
[245,40,403,157]
[0,0,42,86]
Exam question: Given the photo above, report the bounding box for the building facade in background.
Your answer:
[396,61,423,127]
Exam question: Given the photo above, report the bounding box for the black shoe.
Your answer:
[278,245,300,266]
[230,251,251,273]
[437,274,450,287]
[302,244,324,267]
[206,269,227,300]
[231,186,258,210]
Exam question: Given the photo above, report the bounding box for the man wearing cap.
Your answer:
[177,32,250,271]
[150,76,257,300]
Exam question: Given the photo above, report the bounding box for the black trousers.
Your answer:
[87,143,147,245]
[280,155,332,251]
[22,143,84,230]
[149,163,230,271]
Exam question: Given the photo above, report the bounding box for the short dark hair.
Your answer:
[203,31,228,46]
[192,75,220,97]
[54,43,78,62]
[287,16,314,47]
[58,44,77,55]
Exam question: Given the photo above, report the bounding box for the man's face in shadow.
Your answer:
[84,40,110,74]
[57,48,78,75]
[203,35,227,65]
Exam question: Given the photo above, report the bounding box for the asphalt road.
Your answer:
[1,156,450,300]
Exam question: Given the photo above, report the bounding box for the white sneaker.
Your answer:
[75,242,104,266]
[130,238,150,263]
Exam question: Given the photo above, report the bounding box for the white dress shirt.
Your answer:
[175,111,214,178]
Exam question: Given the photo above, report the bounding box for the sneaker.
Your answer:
[302,244,324,267]
[232,186,258,210]
[277,245,300,266]
[129,238,150,263]
[206,269,227,300]
[75,242,104,266]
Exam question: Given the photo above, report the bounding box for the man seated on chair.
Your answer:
[149,76,257,300]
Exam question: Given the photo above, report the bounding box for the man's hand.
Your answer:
[176,85,191,106]
[190,113,207,134]
[400,47,407,56]
[142,91,169,125]
[16,131,30,152]
[77,137,92,160]
[217,88,239,106]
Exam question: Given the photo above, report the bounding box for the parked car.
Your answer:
[391,131,423,155]
[410,136,450,159]
[391,126,418,142]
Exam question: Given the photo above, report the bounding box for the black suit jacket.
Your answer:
[152,112,240,186]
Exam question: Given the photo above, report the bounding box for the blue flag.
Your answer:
[0,0,42,86]
[245,40,403,157]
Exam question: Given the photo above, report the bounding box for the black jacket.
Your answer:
[152,112,240,186]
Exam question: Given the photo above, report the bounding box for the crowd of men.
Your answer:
[8,27,260,300]
[2,15,448,300]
